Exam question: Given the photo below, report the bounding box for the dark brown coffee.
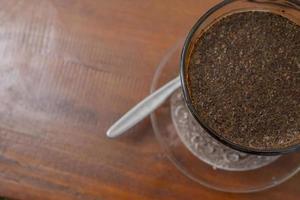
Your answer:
[187,11,300,150]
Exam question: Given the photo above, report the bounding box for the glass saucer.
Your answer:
[150,41,300,193]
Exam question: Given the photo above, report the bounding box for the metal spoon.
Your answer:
[106,76,181,138]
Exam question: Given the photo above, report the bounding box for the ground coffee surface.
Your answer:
[187,11,300,150]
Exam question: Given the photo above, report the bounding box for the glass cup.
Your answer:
[180,0,300,155]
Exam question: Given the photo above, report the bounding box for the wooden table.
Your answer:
[0,0,298,199]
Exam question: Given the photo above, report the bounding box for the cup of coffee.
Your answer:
[180,0,300,155]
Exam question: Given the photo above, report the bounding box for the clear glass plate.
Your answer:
[150,41,300,193]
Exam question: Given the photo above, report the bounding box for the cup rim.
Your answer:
[180,0,300,155]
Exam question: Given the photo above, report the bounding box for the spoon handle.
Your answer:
[106,76,181,138]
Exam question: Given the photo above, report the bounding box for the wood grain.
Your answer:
[0,0,298,199]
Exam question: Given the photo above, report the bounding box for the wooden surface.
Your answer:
[0,0,299,199]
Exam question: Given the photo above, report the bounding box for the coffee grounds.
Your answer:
[187,11,300,150]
